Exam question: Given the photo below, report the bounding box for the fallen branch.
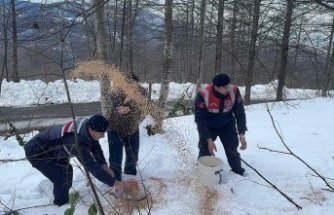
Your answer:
[0,158,26,164]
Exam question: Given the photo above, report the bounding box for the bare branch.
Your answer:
[257,145,290,154]
[0,158,26,164]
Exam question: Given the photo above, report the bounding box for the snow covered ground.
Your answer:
[0,79,324,107]
[1,80,334,214]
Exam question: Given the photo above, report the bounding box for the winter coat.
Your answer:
[24,119,115,186]
[107,86,147,136]
[195,84,247,141]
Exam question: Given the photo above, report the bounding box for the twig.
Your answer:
[238,178,272,188]
[0,158,26,164]
[309,174,334,181]
[257,145,290,154]
[266,103,334,192]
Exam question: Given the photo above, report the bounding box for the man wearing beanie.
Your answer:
[24,114,134,206]
[195,73,247,176]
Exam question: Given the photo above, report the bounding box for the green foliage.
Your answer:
[3,210,19,215]
[1,117,25,146]
[168,97,192,118]
[168,85,193,118]
[64,208,75,215]
[69,191,80,205]
[88,203,97,215]
[63,191,80,215]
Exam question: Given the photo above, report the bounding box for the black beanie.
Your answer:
[87,114,109,132]
[212,73,230,87]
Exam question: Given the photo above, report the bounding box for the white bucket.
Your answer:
[197,156,224,186]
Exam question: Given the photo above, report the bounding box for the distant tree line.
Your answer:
[1,0,334,101]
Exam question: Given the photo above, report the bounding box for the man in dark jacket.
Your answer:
[24,114,131,206]
[107,74,147,181]
[195,73,247,175]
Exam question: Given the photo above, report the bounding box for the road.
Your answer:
[0,99,275,135]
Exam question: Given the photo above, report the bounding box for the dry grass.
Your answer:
[72,60,161,120]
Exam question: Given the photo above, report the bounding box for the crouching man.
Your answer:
[24,114,132,206]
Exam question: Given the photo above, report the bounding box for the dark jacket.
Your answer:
[24,119,115,186]
[108,87,147,136]
[194,84,247,141]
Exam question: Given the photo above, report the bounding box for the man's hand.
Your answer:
[207,138,217,155]
[117,105,130,115]
[239,135,247,150]
[101,164,115,178]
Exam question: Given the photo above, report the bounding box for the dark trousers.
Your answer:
[108,129,139,181]
[24,139,73,206]
[198,121,244,175]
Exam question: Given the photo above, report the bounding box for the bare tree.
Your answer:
[244,0,261,105]
[276,0,295,101]
[197,0,206,85]
[322,17,334,97]
[215,0,225,72]
[10,0,18,82]
[94,0,111,118]
[158,0,173,128]
[230,0,238,81]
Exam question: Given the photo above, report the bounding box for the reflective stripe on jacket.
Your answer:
[199,84,238,113]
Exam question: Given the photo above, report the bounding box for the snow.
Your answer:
[0,79,326,107]
[1,80,334,214]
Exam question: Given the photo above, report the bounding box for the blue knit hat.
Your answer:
[87,114,109,132]
[212,73,230,87]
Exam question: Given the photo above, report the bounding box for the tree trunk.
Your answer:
[158,0,173,117]
[126,0,138,75]
[244,0,261,105]
[290,14,303,88]
[94,0,111,117]
[119,0,126,67]
[197,0,206,85]
[215,0,225,72]
[322,18,334,97]
[1,2,9,84]
[276,0,294,101]
[11,0,19,82]
[230,0,238,81]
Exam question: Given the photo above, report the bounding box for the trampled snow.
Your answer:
[1,80,334,214]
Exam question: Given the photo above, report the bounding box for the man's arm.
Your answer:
[232,87,247,150]
[74,143,115,186]
[232,87,247,135]
[90,140,107,166]
[194,92,211,141]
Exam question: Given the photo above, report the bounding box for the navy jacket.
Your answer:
[195,84,247,141]
[24,119,115,186]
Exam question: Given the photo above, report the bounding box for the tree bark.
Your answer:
[11,0,19,82]
[197,0,206,85]
[244,0,261,105]
[119,0,126,67]
[94,0,111,117]
[215,0,225,72]
[159,0,173,115]
[230,0,238,81]
[276,0,295,101]
[322,18,334,97]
